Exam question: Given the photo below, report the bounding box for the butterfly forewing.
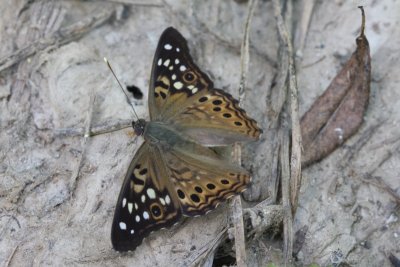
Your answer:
[148,27,262,145]
[148,27,213,121]
[111,143,181,251]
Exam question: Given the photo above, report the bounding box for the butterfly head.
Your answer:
[132,119,146,136]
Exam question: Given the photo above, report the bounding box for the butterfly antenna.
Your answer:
[104,57,140,120]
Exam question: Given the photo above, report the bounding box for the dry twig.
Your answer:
[229,1,258,266]
[238,0,258,101]
[293,0,316,57]
[272,0,302,263]
[99,0,163,6]
[68,87,96,198]
[5,244,19,267]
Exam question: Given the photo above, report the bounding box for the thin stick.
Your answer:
[104,57,139,120]
[69,86,96,198]
[294,0,316,57]
[273,1,293,263]
[273,0,302,263]
[280,127,293,264]
[358,6,366,37]
[5,244,19,267]
[286,5,302,218]
[230,1,258,266]
[100,0,163,6]
[231,143,247,267]
[83,93,96,138]
[238,0,258,101]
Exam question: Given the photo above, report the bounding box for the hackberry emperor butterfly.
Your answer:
[111,27,262,251]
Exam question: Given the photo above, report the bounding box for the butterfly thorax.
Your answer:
[132,119,146,136]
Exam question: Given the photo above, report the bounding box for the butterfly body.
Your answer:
[111,27,262,251]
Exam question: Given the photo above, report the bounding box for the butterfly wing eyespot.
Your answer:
[182,71,197,83]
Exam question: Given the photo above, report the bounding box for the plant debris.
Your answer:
[300,7,371,167]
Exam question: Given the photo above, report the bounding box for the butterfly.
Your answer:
[111,27,262,251]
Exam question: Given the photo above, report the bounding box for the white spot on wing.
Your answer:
[119,222,127,230]
[174,81,183,90]
[176,47,180,52]
[135,203,138,210]
[143,211,150,220]
[163,59,170,67]
[192,88,198,94]
[172,74,176,80]
[169,66,173,70]
[175,59,180,64]
[122,198,127,208]
[128,203,133,214]
[130,229,134,234]
[180,65,187,72]
[147,188,156,199]
[157,58,162,66]
[141,195,146,203]
[165,195,171,205]
[160,198,166,205]
[187,85,194,89]
[136,215,140,222]
[164,44,172,50]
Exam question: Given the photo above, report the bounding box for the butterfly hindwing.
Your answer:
[170,88,262,146]
[164,143,251,216]
[111,142,182,252]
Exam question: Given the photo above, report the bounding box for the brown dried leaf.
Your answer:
[301,7,371,167]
